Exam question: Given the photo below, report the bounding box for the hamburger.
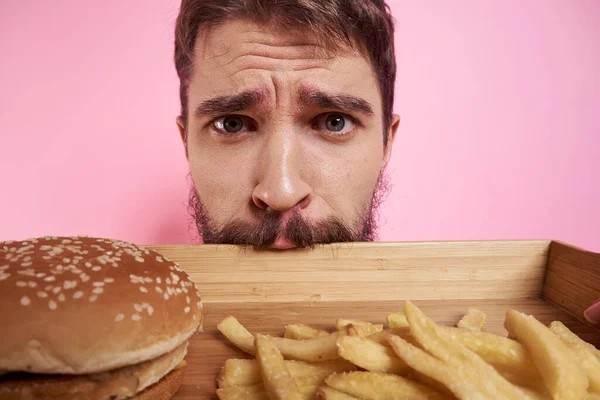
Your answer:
[0,236,203,399]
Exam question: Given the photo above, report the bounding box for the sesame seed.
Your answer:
[58,293,66,302]
[21,262,32,267]
[163,293,169,300]
[155,286,163,293]
[156,277,161,284]
[92,288,103,294]
[28,281,37,288]
[93,282,105,287]
[134,304,143,312]
[115,313,125,322]
[176,288,182,294]
[85,262,92,268]
[64,281,77,289]
[135,257,145,263]
[48,300,57,310]
[132,314,141,321]
[81,275,90,283]
[52,287,61,294]
[139,286,148,293]
[184,306,191,314]
[63,258,70,263]
[36,273,46,278]
[89,295,98,302]
[73,291,83,299]
[40,245,51,251]
[92,266,102,272]
[44,276,56,282]
[147,306,154,316]
[0,272,10,281]
[16,281,27,287]
[20,296,31,306]
[186,296,190,304]
[144,277,152,283]
[197,301,203,309]
[37,291,48,298]
[104,277,114,283]
[45,285,53,291]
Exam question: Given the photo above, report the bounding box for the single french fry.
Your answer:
[439,327,540,379]
[255,334,304,400]
[266,331,345,362]
[316,386,361,400]
[386,312,409,328]
[405,301,535,399]
[549,321,600,393]
[457,307,487,332]
[325,371,448,400]
[387,334,480,398]
[336,318,383,334]
[336,334,409,374]
[285,324,331,340]
[217,316,256,355]
[505,310,589,400]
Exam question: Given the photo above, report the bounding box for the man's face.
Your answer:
[179,20,398,249]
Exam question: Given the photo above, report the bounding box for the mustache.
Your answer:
[199,209,361,249]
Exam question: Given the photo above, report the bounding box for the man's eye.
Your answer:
[213,115,253,134]
[313,113,356,135]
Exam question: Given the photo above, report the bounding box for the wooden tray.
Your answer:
[148,240,600,399]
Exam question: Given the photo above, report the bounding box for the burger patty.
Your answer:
[0,342,188,400]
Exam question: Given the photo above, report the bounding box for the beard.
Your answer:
[187,171,390,249]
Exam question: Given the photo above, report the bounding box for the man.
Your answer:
[173,0,399,249]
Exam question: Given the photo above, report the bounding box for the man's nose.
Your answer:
[252,134,312,213]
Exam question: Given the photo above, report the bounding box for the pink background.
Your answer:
[1,1,599,250]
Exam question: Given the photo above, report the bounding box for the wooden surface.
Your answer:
[175,299,600,399]
[143,241,600,399]
[149,240,550,302]
[543,241,600,323]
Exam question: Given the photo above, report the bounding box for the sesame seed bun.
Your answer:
[0,236,203,375]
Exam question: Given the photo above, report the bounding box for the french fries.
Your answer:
[403,301,535,399]
[218,359,357,388]
[505,310,589,399]
[216,303,600,400]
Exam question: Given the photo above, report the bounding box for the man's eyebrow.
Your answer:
[194,88,266,119]
[298,86,374,115]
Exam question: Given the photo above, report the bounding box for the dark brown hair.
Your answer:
[174,0,396,145]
